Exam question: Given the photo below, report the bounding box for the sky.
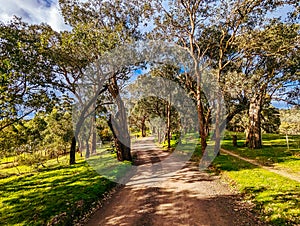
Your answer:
[0,0,294,31]
[0,0,70,31]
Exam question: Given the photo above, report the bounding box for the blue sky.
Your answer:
[0,0,70,31]
[0,0,294,31]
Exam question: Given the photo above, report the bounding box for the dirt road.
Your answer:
[85,137,264,226]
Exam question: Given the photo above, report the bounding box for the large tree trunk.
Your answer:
[108,75,132,161]
[107,115,132,161]
[70,136,76,165]
[247,95,263,149]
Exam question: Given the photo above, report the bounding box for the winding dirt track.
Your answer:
[85,137,264,226]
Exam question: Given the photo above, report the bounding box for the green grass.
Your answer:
[0,156,15,164]
[161,139,178,150]
[222,132,300,175]
[86,149,132,182]
[207,132,300,225]
[211,154,300,225]
[0,149,129,226]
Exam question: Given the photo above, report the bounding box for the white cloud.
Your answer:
[0,0,70,31]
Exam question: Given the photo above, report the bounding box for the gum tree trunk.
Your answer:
[196,73,208,152]
[85,138,90,158]
[247,95,263,149]
[91,123,97,154]
[108,75,132,161]
[70,136,76,165]
[141,117,146,137]
[108,115,132,161]
[166,101,171,149]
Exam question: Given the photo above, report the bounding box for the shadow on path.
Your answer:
[85,137,265,226]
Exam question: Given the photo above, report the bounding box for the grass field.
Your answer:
[222,132,300,175]
[0,147,130,226]
[210,132,300,225]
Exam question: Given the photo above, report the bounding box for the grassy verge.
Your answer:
[208,131,300,226]
[211,153,299,225]
[0,149,129,226]
[222,132,300,175]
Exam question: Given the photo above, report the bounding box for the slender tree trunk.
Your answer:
[157,129,161,143]
[247,95,263,149]
[214,64,225,155]
[85,139,90,158]
[141,118,146,137]
[141,125,146,137]
[196,76,208,152]
[214,94,222,155]
[91,91,97,154]
[79,139,84,157]
[91,123,97,154]
[166,101,171,149]
[70,136,76,165]
[285,133,289,150]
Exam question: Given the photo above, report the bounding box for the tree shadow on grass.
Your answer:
[242,187,300,225]
[211,154,258,174]
[0,161,116,226]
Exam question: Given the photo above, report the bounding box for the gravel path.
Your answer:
[85,137,264,226]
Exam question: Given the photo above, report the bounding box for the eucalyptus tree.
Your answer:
[127,69,184,148]
[144,0,299,151]
[0,1,143,163]
[144,0,277,152]
[146,0,216,152]
[52,0,145,163]
[129,100,150,137]
[0,18,58,132]
[150,65,182,148]
[237,21,299,148]
[280,108,300,135]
